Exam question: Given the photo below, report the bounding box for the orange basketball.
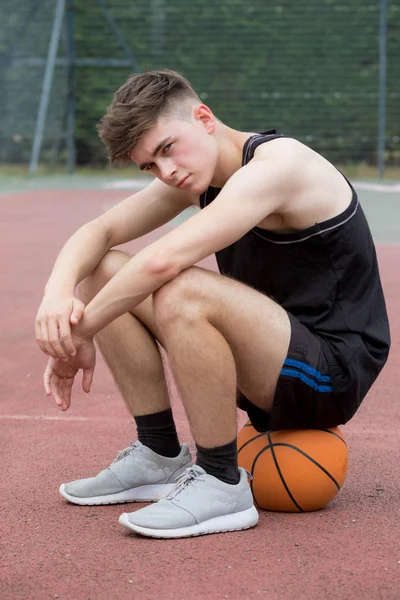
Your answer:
[237,421,348,512]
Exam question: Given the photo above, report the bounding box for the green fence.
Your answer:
[0,0,398,174]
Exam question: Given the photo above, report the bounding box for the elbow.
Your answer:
[146,256,181,282]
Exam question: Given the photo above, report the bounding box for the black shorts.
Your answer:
[237,312,346,432]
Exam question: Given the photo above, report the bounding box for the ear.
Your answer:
[192,104,216,134]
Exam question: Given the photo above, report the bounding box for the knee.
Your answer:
[78,249,131,303]
[153,267,207,327]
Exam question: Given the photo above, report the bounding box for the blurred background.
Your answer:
[0,0,399,181]
[1,8,399,597]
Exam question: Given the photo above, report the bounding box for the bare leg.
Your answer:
[78,250,171,418]
[93,313,171,417]
[153,267,290,448]
[159,317,237,448]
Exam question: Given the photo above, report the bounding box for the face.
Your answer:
[130,105,219,195]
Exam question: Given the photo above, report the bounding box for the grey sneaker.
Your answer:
[59,441,192,506]
[118,465,258,538]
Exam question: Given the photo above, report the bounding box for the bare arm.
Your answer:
[102,177,196,250]
[37,178,194,359]
[44,220,110,295]
[44,178,194,296]
[72,159,287,341]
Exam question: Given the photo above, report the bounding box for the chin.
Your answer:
[195,183,208,195]
[197,175,214,195]
[193,183,210,196]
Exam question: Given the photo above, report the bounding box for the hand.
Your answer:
[35,294,85,359]
[43,336,96,411]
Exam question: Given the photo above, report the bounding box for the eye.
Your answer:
[163,143,172,154]
[144,163,154,171]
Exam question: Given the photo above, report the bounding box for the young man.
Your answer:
[35,70,390,539]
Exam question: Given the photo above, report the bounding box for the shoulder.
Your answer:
[246,136,353,223]
[248,137,321,195]
[253,136,310,166]
[227,137,307,197]
[215,144,294,217]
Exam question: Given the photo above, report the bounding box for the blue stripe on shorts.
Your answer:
[283,358,331,383]
[281,366,333,393]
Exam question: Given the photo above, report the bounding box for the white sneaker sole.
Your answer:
[118,505,259,538]
[59,483,176,505]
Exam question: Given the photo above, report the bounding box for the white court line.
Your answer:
[0,414,127,422]
[101,179,400,194]
[1,414,398,436]
[353,182,400,193]
[102,179,151,190]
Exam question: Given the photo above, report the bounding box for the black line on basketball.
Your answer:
[270,442,341,491]
[248,439,303,511]
[237,433,269,454]
[316,429,348,447]
[267,432,305,512]
[249,441,271,508]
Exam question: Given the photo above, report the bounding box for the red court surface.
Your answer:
[1,189,399,600]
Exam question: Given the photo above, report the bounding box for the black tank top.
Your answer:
[199,130,390,399]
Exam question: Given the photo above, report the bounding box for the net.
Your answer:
[0,0,398,170]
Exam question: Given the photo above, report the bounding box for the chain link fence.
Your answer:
[0,0,398,174]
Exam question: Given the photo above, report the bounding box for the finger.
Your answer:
[61,377,73,412]
[70,311,81,325]
[48,319,68,359]
[40,319,63,359]
[59,377,69,412]
[39,319,55,357]
[58,318,76,356]
[43,361,53,396]
[82,368,94,393]
[50,374,63,408]
[63,378,74,411]
[35,318,42,349]
[52,378,63,408]
[58,376,65,410]
[71,300,85,324]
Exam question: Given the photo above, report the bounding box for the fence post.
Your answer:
[377,0,388,180]
[151,0,166,66]
[97,0,140,72]
[29,0,66,173]
[66,0,76,174]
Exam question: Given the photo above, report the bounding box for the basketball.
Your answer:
[237,421,348,512]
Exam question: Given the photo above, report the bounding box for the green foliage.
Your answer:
[0,0,398,166]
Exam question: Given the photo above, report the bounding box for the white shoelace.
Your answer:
[166,467,204,500]
[113,441,140,463]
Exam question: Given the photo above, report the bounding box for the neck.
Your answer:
[210,123,256,188]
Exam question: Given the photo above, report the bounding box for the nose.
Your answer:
[159,159,177,182]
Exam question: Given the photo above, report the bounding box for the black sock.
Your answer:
[135,408,181,458]
[196,439,240,485]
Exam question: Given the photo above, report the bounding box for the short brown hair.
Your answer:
[97,70,201,165]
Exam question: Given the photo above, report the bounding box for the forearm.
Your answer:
[45,220,111,295]
[72,245,177,340]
